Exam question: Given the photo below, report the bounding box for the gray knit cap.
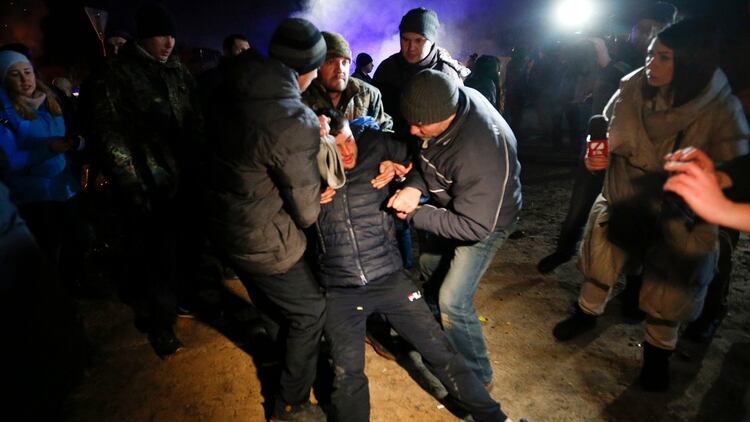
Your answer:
[400,69,459,125]
[399,8,439,41]
[268,18,327,74]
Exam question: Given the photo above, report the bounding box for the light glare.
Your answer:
[555,0,594,29]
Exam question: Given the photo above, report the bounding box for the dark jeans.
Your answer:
[554,164,605,256]
[235,258,326,406]
[324,271,505,422]
[695,227,740,323]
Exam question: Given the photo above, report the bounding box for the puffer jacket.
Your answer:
[315,129,409,287]
[373,45,470,138]
[405,87,522,242]
[90,42,204,204]
[206,52,321,276]
[579,68,748,318]
[0,102,78,204]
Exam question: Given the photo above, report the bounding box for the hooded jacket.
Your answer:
[206,52,321,275]
[405,88,522,242]
[580,67,748,298]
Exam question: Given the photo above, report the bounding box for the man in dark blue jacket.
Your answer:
[388,69,523,389]
[315,110,511,422]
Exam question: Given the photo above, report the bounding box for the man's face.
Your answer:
[400,32,433,64]
[228,39,250,57]
[334,124,358,170]
[141,35,175,62]
[319,56,350,92]
[631,18,665,55]
[298,68,318,92]
[106,36,127,55]
[645,38,674,88]
[363,62,374,74]
[409,113,456,141]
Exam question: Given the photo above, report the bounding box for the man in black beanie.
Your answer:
[205,17,327,422]
[388,69,522,390]
[372,7,469,140]
[90,2,204,358]
[352,52,374,84]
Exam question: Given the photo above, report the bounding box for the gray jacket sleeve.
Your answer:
[269,112,322,228]
[408,139,509,242]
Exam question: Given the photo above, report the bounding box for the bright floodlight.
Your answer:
[555,0,594,29]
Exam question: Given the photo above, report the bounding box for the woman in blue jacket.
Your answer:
[0,50,80,265]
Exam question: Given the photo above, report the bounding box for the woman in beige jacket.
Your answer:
[552,18,749,391]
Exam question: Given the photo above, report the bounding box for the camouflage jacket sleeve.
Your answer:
[89,67,144,195]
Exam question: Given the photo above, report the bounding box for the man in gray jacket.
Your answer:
[206,18,327,422]
[388,69,522,388]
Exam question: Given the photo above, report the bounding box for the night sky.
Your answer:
[0,0,745,75]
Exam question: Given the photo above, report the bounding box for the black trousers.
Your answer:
[555,164,605,256]
[324,271,505,422]
[236,258,326,406]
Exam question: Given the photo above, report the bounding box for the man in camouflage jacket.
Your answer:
[303,31,392,130]
[89,3,203,357]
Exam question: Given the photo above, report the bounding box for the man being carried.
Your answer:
[315,109,515,422]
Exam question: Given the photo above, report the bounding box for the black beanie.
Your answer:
[399,8,439,41]
[136,3,177,39]
[356,52,373,67]
[400,69,459,125]
[268,18,327,74]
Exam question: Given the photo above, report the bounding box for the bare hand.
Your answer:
[49,137,73,153]
[584,154,609,172]
[663,161,731,225]
[387,186,422,216]
[664,147,732,189]
[318,115,331,138]
[394,162,413,178]
[371,160,396,189]
[320,186,336,204]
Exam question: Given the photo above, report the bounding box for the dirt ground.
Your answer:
[64,162,750,422]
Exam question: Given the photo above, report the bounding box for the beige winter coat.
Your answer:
[578,67,749,321]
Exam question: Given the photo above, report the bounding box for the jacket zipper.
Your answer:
[342,188,368,285]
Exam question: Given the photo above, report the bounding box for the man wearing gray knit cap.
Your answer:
[205,17,327,422]
[388,69,523,389]
[373,7,469,140]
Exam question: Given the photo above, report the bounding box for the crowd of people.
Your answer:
[1,1,749,421]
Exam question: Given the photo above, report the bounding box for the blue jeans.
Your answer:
[419,228,512,385]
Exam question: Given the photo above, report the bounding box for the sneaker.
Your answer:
[270,401,325,422]
[148,328,184,358]
[537,252,572,274]
[553,305,597,341]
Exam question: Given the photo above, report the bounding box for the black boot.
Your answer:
[537,251,572,274]
[553,305,597,341]
[639,342,672,392]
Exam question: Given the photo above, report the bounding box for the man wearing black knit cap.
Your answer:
[90,2,204,358]
[352,52,373,84]
[373,7,469,140]
[205,17,327,422]
[388,69,522,389]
